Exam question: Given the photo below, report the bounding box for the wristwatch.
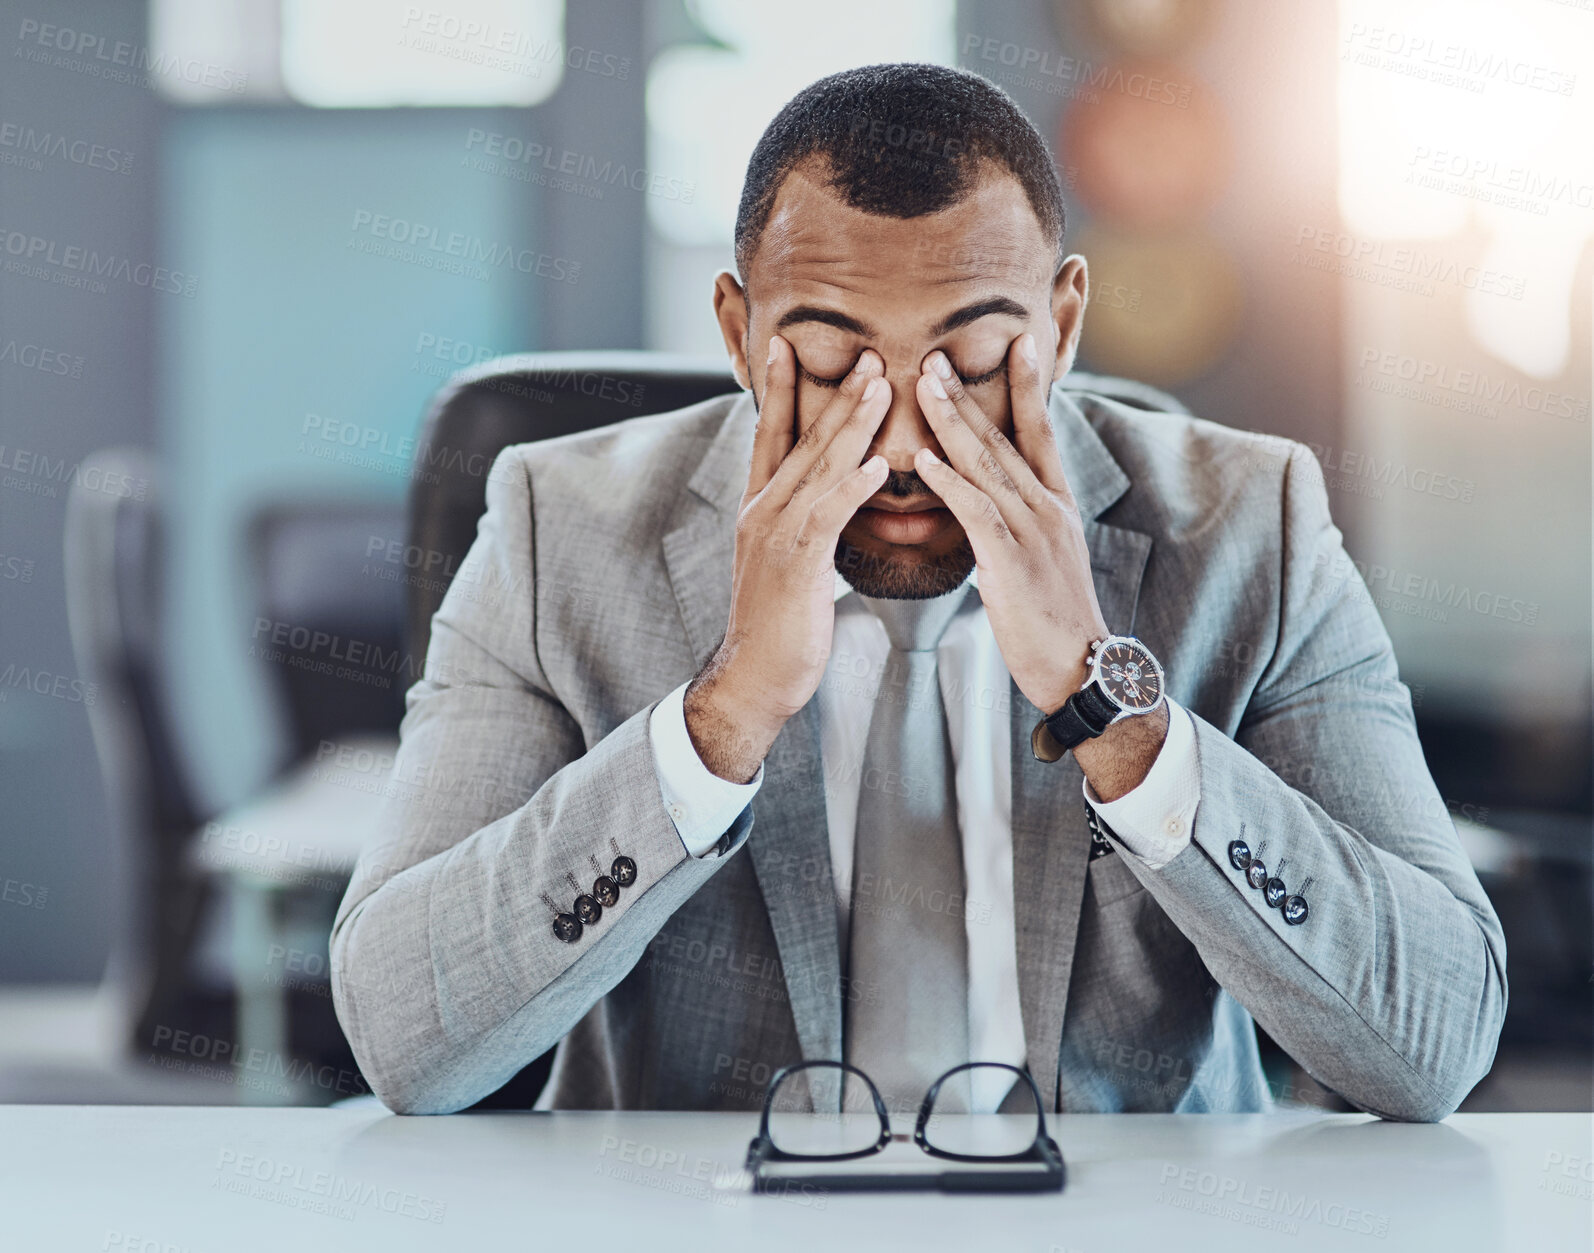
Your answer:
[1030,635,1166,763]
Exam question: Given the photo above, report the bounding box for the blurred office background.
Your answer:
[0,0,1588,1109]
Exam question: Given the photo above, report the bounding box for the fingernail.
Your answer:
[1020,333,1037,366]
[766,337,779,366]
[926,372,947,400]
[862,377,881,401]
[916,447,940,467]
[930,353,953,380]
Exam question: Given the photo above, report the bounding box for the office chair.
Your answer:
[401,352,1188,1108]
[405,352,743,663]
[65,454,403,1097]
[63,447,215,1055]
[245,501,408,771]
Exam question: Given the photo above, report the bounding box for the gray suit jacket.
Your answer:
[330,385,1507,1120]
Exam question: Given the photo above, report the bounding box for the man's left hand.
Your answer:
[913,333,1167,799]
[912,332,1108,717]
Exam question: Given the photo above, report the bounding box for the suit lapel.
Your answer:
[743,704,841,1082]
[660,395,844,1085]
[1010,389,1152,1112]
[1010,539,1152,1114]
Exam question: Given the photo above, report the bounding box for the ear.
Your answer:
[712,271,752,390]
[1048,254,1089,379]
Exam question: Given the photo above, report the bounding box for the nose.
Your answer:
[865,361,943,474]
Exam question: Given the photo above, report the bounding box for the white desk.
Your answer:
[1,1107,1588,1252]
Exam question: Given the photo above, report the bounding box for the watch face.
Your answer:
[1095,638,1164,711]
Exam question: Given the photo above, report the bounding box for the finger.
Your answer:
[1006,333,1072,500]
[915,364,1037,535]
[913,447,1017,565]
[766,352,887,507]
[919,352,1047,517]
[804,454,890,552]
[788,375,894,510]
[746,334,795,500]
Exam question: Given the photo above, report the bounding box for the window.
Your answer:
[150,0,566,107]
[644,0,956,351]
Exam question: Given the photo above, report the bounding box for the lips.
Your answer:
[855,504,952,545]
[864,497,942,513]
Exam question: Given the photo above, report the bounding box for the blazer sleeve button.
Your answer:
[574,894,603,926]
[1228,839,1252,871]
[553,913,583,943]
[1283,895,1309,925]
[611,855,638,887]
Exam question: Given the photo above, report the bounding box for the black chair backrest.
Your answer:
[405,352,742,660]
[65,448,203,839]
[404,353,1188,663]
[64,447,206,1034]
[246,500,408,768]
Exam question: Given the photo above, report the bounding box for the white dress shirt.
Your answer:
[647,568,1201,1111]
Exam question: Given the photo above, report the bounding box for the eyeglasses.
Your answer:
[744,1061,1064,1192]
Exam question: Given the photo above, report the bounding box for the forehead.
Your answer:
[747,162,1055,324]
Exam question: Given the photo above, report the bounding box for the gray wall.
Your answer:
[0,0,161,979]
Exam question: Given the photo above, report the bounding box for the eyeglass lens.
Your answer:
[766,1062,1041,1158]
[768,1064,883,1157]
[922,1064,1041,1157]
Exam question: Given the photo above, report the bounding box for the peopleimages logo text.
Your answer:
[463,131,693,202]
[1293,225,1525,298]
[0,226,196,295]
[349,211,579,284]
[399,8,630,79]
[0,121,133,173]
[15,18,248,92]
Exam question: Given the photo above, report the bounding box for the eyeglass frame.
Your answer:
[745,1060,1064,1169]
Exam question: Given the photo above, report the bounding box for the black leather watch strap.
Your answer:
[1044,681,1120,751]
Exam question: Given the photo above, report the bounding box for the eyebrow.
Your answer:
[927,295,1029,337]
[774,305,875,336]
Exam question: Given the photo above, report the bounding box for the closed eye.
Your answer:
[800,361,1009,388]
[959,362,1008,387]
[798,363,849,389]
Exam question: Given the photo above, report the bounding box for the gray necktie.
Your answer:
[843,581,974,1117]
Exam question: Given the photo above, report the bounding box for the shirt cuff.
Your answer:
[1082,696,1200,871]
[649,681,764,859]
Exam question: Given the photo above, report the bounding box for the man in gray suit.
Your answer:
[331,64,1506,1120]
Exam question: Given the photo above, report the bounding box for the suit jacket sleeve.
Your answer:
[329,447,753,1114]
[1114,443,1508,1122]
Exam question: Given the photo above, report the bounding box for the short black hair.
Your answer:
[734,63,1066,282]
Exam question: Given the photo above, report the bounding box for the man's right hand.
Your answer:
[683,336,892,783]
